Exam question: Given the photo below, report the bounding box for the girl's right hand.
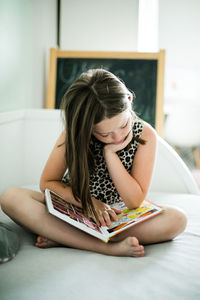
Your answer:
[104,130,133,153]
[91,197,122,227]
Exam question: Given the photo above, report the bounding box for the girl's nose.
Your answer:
[111,132,124,144]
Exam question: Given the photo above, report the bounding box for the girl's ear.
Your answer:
[128,95,132,102]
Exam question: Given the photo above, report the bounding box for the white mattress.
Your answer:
[0,191,200,300]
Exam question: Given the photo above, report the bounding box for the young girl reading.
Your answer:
[0,69,187,257]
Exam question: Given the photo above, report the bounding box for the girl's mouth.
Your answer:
[113,140,124,145]
[113,130,132,145]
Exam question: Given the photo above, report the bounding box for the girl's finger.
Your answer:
[102,210,112,226]
[98,214,106,227]
[112,207,122,214]
[94,217,100,227]
[107,209,119,222]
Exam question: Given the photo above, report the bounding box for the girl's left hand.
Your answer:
[104,130,133,153]
[91,197,122,227]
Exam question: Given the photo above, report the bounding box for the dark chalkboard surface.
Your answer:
[46,49,165,135]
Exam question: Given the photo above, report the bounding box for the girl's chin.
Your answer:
[113,140,124,145]
[105,139,125,146]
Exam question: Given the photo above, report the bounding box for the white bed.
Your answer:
[0,109,200,300]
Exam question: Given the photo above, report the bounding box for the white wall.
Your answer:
[60,0,139,51]
[61,0,200,109]
[159,0,200,69]
[138,0,158,52]
[0,0,57,112]
[1,0,200,113]
[159,0,200,109]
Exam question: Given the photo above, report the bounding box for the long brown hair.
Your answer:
[61,69,144,219]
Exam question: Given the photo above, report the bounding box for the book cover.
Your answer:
[45,189,163,243]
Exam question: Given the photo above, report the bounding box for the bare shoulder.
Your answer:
[131,122,157,194]
[140,121,157,143]
[134,121,157,158]
[55,130,66,147]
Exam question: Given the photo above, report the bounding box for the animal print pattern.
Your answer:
[62,117,144,205]
[89,117,144,204]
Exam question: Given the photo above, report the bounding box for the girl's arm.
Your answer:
[40,131,120,226]
[40,131,81,207]
[103,123,157,209]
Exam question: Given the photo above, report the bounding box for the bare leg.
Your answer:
[36,205,187,248]
[0,187,187,256]
[111,205,187,244]
[0,187,144,257]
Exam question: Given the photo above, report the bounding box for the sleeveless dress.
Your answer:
[63,117,144,205]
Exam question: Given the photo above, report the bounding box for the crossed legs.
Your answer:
[0,187,187,257]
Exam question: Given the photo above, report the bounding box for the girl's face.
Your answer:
[93,110,133,145]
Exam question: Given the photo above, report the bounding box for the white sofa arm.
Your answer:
[0,109,199,195]
[0,109,63,194]
[150,136,199,194]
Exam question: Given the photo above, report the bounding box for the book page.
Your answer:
[108,200,163,235]
[45,190,163,242]
[46,190,103,235]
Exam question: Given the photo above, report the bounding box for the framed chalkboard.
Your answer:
[46,48,165,136]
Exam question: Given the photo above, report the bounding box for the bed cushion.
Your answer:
[0,191,200,300]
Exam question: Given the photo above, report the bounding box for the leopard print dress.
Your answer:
[63,117,144,205]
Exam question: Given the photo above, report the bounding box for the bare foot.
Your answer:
[35,236,60,249]
[110,237,144,257]
[35,235,144,257]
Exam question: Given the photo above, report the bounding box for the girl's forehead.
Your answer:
[93,110,130,133]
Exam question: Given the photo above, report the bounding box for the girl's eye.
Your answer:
[121,120,129,129]
[100,134,109,138]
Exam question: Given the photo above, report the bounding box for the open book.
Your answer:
[45,189,164,243]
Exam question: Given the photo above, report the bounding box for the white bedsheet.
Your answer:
[0,192,200,300]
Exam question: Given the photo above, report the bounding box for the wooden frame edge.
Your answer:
[56,49,161,60]
[155,49,165,137]
[46,48,165,136]
[46,48,58,109]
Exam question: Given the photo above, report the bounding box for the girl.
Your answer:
[0,69,187,257]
